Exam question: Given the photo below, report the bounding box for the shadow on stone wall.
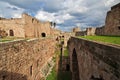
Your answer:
[0,70,27,80]
[57,47,72,80]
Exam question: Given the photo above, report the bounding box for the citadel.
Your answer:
[0,2,120,80]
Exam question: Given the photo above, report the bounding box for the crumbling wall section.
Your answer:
[104,3,120,36]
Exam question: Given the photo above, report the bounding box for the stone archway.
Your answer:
[9,29,14,36]
[72,48,80,80]
[41,33,46,37]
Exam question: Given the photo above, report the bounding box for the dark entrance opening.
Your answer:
[2,75,6,80]
[66,64,70,71]
[41,33,46,37]
[9,29,14,36]
[118,26,120,30]
[72,48,80,80]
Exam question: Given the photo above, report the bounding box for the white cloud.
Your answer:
[104,0,120,7]
[35,10,74,24]
[62,0,88,14]
[105,0,114,6]
[104,0,115,7]
[12,13,22,18]
[35,10,55,21]
[0,0,120,31]
[0,1,24,18]
[55,13,74,24]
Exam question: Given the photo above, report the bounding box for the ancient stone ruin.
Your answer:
[104,3,120,36]
[68,37,120,80]
[74,3,120,36]
[0,38,57,80]
[0,2,120,80]
[0,13,60,38]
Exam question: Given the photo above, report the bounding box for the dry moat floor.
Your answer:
[46,47,72,80]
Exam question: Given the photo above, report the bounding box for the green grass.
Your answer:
[46,49,59,80]
[46,46,71,80]
[79,36,120,45]
[46,67,57,80]
[0,37,17,42]
[0,39,12,42]
[58,71,72,80]
[64,47,69,56]
[0,36,29,42]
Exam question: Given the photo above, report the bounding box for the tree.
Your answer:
[53,22,56,28]
[50,22,53,26]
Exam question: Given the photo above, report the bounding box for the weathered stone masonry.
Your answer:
[68,37,120,80]
[0,38,56,80]
[104,3,120,36]
[0,13,60,38]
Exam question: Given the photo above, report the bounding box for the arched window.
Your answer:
[9,29,14,36]
[2,75,6,80]
[41,33,46,37]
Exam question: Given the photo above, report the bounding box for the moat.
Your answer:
[0,2,120,80]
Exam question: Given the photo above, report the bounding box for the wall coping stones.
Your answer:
[73,37,120,49]
[27,38,38,42]
[0,39,25,44]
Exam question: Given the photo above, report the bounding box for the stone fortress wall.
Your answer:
[75,3,120,36]
[0,17,25,37]
[0,38,56,80]
[0,2,120,80]
[23,14,51,38]
[0,13,60,38]
[95,26,105,35]
[95,3,120,36]
[104,3,120,36]
[72,27,80,33]
[68,37,120,80]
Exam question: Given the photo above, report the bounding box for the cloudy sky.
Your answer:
[0,0,120,31]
